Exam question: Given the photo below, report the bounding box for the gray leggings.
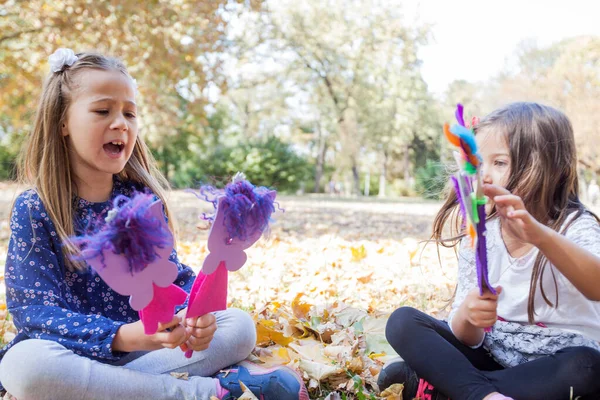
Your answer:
[0,308,256,400]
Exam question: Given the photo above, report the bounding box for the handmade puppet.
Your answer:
[73,193,187,335]
[444,104,496,296]
[183,172,276,357]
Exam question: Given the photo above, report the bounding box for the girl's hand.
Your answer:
[180,313,217,353]
[483,184,551,246]
[113,315,191,352]
[460,287,502,329]
[149,315,191,350]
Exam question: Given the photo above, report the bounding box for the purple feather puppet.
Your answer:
[195,172,277,247]
[73,193,172,274]
[183,172,277,358]
[445,104,496,297]
[72,192,187,334]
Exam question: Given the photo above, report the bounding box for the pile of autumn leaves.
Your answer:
[251,295,404,400]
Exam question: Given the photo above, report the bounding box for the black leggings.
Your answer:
[386,307,600,400]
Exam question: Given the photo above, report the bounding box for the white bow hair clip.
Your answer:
[49,48,78,73]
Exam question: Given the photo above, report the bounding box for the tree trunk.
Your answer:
[403,143,410,182]
[351,160,360,195]
[378,151,388,198]
[314,124,327,193]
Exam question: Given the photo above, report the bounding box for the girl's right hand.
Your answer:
[461,286,502,328]
[113,315,191,352]
[147,315,191,350]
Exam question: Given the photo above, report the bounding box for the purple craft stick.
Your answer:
[475,203,496,296]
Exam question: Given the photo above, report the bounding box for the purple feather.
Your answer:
[451,175,467,229]
[72,192,172,274]
[191,175,278,242]
[455,103,465,127]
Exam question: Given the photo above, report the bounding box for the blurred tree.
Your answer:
[0,0,259,179]
[225,0,437,195]
[491,36,600,173]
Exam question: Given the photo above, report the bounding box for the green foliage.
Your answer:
[389,179,417,197]
[0,144,17,181]
[415,160,447,200]
[169,136,312,193]
[0,129,25,181]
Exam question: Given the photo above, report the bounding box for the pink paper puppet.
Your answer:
[74,192,187,335]
[184,174,277,357]
[138,283,188,335]
[201,196,272,275]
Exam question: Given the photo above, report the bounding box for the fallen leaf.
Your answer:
[348,356,363,373]
[256,319,294,347]
[238,381,259,399]
[357,272,374,284]
[380,383,405,399]
[298,359,344,381]
[170,372,189,380]
[351,245,367,262]
[362,316,399,356]
[291,293,312,320]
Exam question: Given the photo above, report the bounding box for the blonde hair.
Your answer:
[15,52,175,271]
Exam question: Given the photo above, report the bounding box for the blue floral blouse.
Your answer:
[0,177,195,367]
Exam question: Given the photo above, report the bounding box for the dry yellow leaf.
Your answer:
[169,372,189,380]
[288,338,332,364]
[238,381,259,399]
[255,319,294,347]
[298,359,344,381]
[348,356,364,373]
[256,346,294,368]
[380,383,405,399]
[357,272,374,284]
[351,244,367,262]
[291,293,312,320]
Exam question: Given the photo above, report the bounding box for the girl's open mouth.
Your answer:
[103,141,125,158]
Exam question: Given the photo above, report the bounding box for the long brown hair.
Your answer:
[14,52,175,271]
[433,102,599,323]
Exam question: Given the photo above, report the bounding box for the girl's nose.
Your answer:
[481,163,492,184]
[110,114,128,131]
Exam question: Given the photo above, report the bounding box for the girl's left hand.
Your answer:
[483,184,551,246]
[180,313,217,352]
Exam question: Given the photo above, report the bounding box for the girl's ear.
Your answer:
[61,122,69,137]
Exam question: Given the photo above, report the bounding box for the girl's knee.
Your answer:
[559,346,600,389]
[216,308,256,360]
[0,339,63,397]
[573,346,600,366]
[385,307,422,343]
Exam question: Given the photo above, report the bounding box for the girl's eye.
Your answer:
[494,160,508,167]
[94,110,109,115]
[125,112,136,119]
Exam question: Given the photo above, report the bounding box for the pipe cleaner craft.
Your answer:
[184,172,276,357]
[73,193,188,335]
[444,104,496,296]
